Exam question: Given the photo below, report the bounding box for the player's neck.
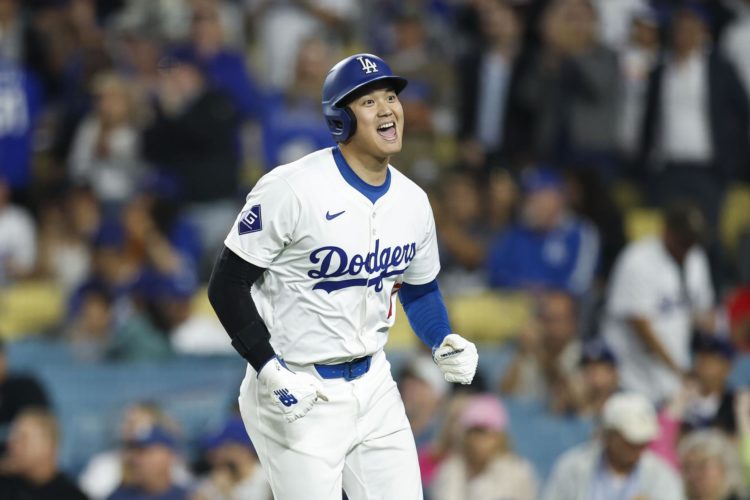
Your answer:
[338,145,389,186]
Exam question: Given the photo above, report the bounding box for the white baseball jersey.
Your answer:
[602,236,713,403]
[224,147,440,365]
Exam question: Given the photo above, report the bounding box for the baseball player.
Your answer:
[207,53,479,500]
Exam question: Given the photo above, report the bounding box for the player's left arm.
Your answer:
[399,196,478,384]
[399,281,478,385]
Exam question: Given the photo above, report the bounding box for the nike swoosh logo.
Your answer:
[326,210,346,221]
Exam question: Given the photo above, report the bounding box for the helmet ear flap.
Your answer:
[343,107,357,142]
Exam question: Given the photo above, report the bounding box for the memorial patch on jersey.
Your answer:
[238,205,262,235]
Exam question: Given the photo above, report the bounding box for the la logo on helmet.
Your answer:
[356,56,378,74]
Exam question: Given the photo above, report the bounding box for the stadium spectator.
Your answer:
[170,2,264,122]
[68,72,144,208]
[246,0,359,90]
[34,184,97,293]
[385,12,455,178]
[541,392,684,500]
[590,0,650,51]
[0,338,49,446]
[0,408,87,500]
[456,0,530,170]
[141,51,240,267]
[679,429,745,500]
[486,168,600,295]
[398,354,449,451]
[650,333,737,468]
[641,4,750,226]
[430,394,537,500]
[518,0,620,172]
[192,416,272,500]
[79,402,191,500]
[108,425,189,500]
[603,203,714,405]
[260,35,334,170]
[0,175,37,285]
[722,0,750,118]
[559,339,620,416]
[434,170,493,295]
[616,5,660,167]
[65,285,114,362]
[500,290,581,405]
[0,60,42,197]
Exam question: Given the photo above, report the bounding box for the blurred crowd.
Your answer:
[1,0,750,498]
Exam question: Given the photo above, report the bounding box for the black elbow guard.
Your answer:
[208,247,277,371]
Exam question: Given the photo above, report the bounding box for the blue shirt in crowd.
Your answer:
[486,216,600,295]
[0,62,42,190]
[108,485,189,500]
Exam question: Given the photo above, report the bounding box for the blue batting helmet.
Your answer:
[322,53,407,142]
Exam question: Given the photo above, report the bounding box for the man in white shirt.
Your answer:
[602,204,713,404]
[542,392,685,500]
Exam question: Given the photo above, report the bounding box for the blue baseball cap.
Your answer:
[520,167,563,193]
[580,340,617,366]
[201,416,253,452]
[692,333,735,360]
[126,425,177,449]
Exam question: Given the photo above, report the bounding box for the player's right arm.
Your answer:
[208,173,326,421]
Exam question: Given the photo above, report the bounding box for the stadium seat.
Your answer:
[624,207,663,241]
[720,183,750,254]
[0,281,65,339]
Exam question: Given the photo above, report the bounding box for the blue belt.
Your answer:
[314,356,372,381]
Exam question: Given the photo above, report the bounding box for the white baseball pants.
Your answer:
[238,350,423,500]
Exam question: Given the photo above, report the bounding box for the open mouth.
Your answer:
[377,121,397,141]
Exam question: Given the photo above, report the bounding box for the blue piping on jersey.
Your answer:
[332,147,390,204]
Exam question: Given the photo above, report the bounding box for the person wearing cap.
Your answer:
[542,392,684,500]
[107,425,189,500]
[486,167,600,296]
[602,202,714,405]
[560,339,620,416]
[430,393,537,500]
[192,416,271,500]
[0,408,87,500]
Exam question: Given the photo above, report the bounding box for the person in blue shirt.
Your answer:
[170,4,263,122]
[486,168,600,295]
[0,60,42,195]
[260,36,335,169]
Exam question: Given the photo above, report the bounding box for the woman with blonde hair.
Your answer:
[430,393,537,500]
[680,429,745,500]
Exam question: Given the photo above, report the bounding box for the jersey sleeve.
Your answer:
[224,173,301,268]
[402,198,440,285]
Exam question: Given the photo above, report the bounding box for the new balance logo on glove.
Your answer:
[258,357,329,422]
[274,388,299,407]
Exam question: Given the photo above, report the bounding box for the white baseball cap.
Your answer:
[601,392,658,445]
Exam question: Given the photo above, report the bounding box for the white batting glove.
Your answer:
[257,357,328,422]
[433,334,478,385]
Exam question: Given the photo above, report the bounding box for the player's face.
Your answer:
[347,86,404,162]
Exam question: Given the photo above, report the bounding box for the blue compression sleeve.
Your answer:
[399,280,451,350]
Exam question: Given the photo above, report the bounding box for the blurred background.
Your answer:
[0,0,750,498]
